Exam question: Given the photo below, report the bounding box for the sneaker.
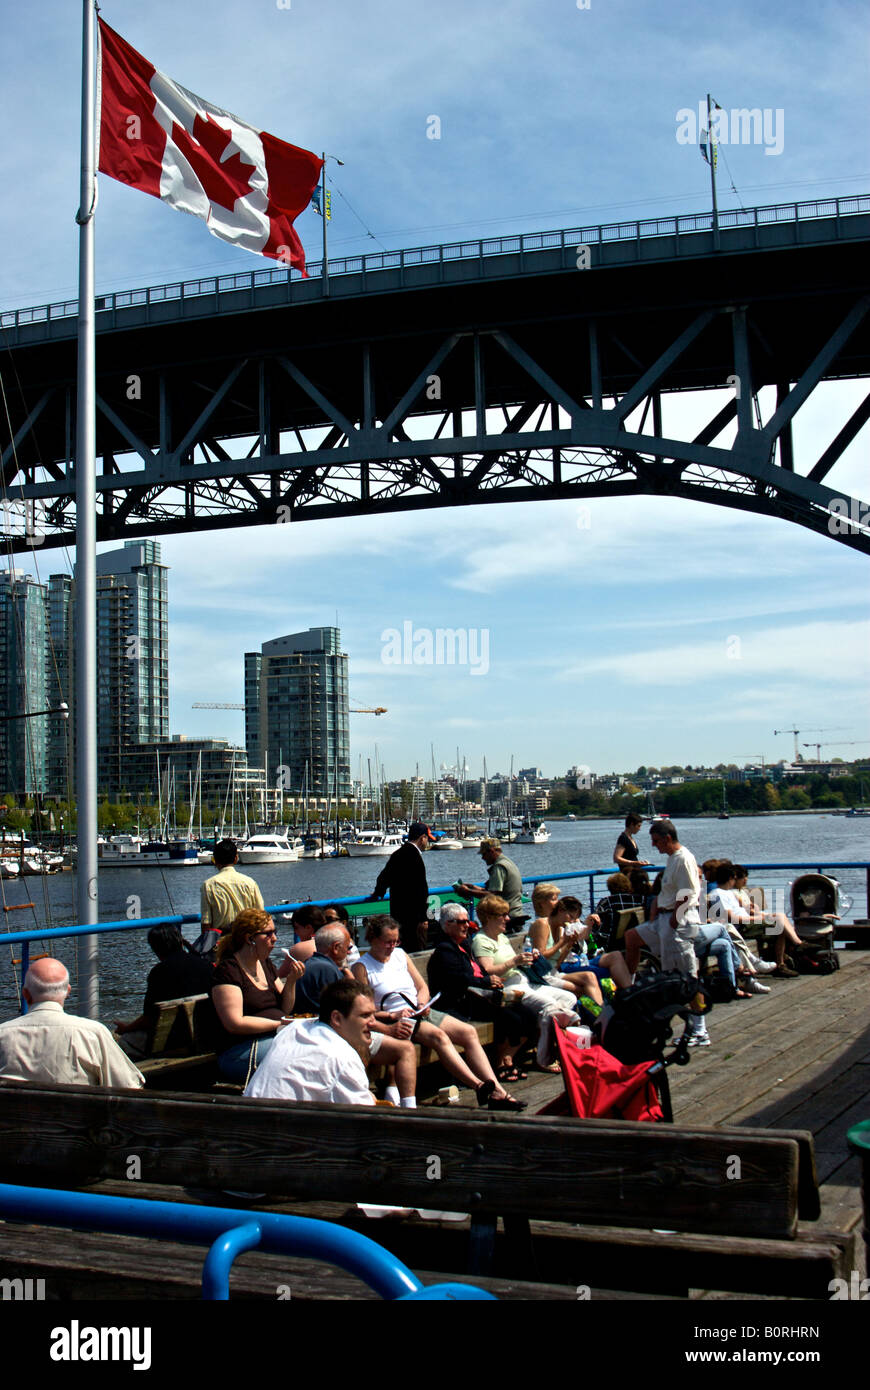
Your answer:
[686,1033,711,1048]
[772,964,799,978]
[744,977,771,994]
[749,955,778,974]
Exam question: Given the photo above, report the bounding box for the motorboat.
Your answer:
[97,834,146,866]
[431,834,463,850]
[513,821,551,844]
[237,833,299,864]
[137,839,201,867]
[344,831,404,857]
[4,839,64,874]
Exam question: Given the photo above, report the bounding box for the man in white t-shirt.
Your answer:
[624,820,711,1047]
[244,978,378,1105]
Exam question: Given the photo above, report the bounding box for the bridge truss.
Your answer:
[2,197,869,554]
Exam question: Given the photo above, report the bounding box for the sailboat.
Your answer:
[718,780,730,820]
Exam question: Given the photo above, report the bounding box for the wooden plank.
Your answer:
[0,1079,801,1238]
[48,1177,845,1298]
[0,1223,638,1301]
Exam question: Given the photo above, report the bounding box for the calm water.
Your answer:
[2,814,867,1021]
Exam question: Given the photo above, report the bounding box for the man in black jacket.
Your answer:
[428,903,530,1080]
[371,821,435,952]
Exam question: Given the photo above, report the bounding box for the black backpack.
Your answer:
[600,971,712,1064]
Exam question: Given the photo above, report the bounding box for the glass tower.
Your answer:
[245,627,351,799]
[92,541,169,798]
[0,571,48,796]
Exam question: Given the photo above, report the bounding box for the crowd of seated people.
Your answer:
[103,837,819,1107]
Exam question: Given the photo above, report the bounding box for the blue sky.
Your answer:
[1,0,868,781]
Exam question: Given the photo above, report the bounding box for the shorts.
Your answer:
[560,953,609,981]
[635,914,699,975]
[369,1032,384,1057]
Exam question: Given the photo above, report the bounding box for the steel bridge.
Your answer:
[2,193,869,554]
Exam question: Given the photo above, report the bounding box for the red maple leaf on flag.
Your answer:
[171,111,256,211]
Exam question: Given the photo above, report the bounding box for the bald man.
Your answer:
[0,958,144,1088]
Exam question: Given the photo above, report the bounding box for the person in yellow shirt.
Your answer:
[196,839,264,957]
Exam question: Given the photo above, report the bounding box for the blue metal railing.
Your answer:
[2,193,867,330]
[0,1183,494,1301]
[3,860,867,1012]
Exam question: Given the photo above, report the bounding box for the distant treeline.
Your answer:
[549,773,870,818]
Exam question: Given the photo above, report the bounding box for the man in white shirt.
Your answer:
[0,958,145,1088]
[624,820,711,1047]
[244,978,378,1105]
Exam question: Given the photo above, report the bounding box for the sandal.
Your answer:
[488,1093,527,1111]
[496,1064,528,1083]
[535,1060,562,1074]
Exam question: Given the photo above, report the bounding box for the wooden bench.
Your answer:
[0,1077,853,1299]
[132,994,218,1085]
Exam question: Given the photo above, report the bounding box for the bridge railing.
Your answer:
[2,193,868,330]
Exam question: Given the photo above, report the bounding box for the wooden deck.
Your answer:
[1,952,867,1301]
[505,947,870,1287]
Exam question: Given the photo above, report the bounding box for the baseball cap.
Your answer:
[408,822,436,841]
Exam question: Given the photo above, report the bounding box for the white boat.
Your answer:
[7,839,64,874]
[344,831,404,858]
[432,836,463,851]
[461,836,483,849]
[513,821,551,844]
[137,839,201,867]
[237,833,299,864]
[97,834,146,865]
[0,859,20,879]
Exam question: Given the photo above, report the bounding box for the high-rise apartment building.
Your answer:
[93,541,169,797]
[45,573,73,801]
[0,570,48,795]
[245,626,351,799]
[1,542,169,802]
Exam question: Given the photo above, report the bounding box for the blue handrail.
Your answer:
[2,859,867,948]
[0,1183,495,1301]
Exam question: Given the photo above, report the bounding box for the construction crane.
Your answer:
[802,740,870,763]
[192,702,387,714]
[774,727,845,761]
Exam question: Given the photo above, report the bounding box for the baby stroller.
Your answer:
[539,973,712,1124]
[789,873,841,974]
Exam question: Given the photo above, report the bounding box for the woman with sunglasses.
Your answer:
[211,908,305,1083]
[471,894,578,1073]
[428,902,532,1083]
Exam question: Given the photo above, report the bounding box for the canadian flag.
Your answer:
[97,20,323,273]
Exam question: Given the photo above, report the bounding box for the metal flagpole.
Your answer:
[707,92,720,252]
[75,0,99,1017]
